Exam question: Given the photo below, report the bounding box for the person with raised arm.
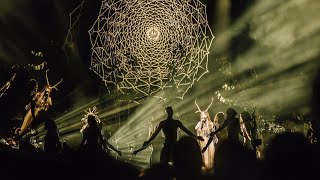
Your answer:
[202,108,240,153]
[133,107,204,165]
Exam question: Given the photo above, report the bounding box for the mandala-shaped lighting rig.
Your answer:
[89,0,214,99]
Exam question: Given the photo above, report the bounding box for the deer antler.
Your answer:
[51,78,63,91]
[205,97,214,112]
[194,98,202,113]
[45,69,50,86]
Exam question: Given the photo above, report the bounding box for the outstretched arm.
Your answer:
[96,130,121,156]
[202,120,229,153]
[179,121,204,141]
[209,119,228,136]
[104,140,122,156]
[133,145,149,155]
[202,136,214,153]
[133,122,163,155]
[143,122,163,146]
[79,135,86,151]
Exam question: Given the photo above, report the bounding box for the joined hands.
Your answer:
[197,136,204,141]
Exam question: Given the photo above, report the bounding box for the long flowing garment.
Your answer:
[20,91,52,135]
[196,121,217,169]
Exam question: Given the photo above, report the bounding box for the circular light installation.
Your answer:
[146,27,161,41]
[89,0,214,99]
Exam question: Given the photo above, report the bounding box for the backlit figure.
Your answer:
[80,107,122,156]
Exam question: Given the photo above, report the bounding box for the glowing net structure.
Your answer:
[89,0,214,99]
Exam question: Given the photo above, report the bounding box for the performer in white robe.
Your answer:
[194,98,216,170]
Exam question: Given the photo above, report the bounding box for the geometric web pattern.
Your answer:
[89,0,214,99]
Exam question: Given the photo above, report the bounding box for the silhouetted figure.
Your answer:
[140,163,174,180]
[202,108,240,152]
[79,115,121,157]
[173,136,203,180]
[213,112,227,144]
[211,139,259,180]
[240,111,254,149]
[264,132,316,180]
[61,141,75,160]
[133,107,204,165]
[311,72,320,144]
[307,120,318,144]
[44,118,62,158]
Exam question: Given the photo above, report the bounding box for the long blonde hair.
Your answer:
[214,112,225,126]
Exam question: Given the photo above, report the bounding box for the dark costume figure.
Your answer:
[240,111,254,149]
[307,120,318,144]
[173,137,203,180]
[43,118,62,157]
[311,72,320,145]
[79,114,121,156]
[213,112,227,142]
[133,107,204,165]
[0,69,31,144]
[202,108,240,152]
[80,115,103,153]
[239,111,262,158]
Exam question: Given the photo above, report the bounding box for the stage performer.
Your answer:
[194,97,216,170]
[133,106,204,165]
[19,70,62,136]
[44,117,63,157]
[240,111,254,149]
[213,112,227,143]
[202,108,240,152]
[79,107,122,156]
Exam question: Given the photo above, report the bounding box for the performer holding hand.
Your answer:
[133,107,203,165]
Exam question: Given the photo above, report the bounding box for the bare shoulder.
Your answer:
[159,120,165,126]
[174,119,182,125]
